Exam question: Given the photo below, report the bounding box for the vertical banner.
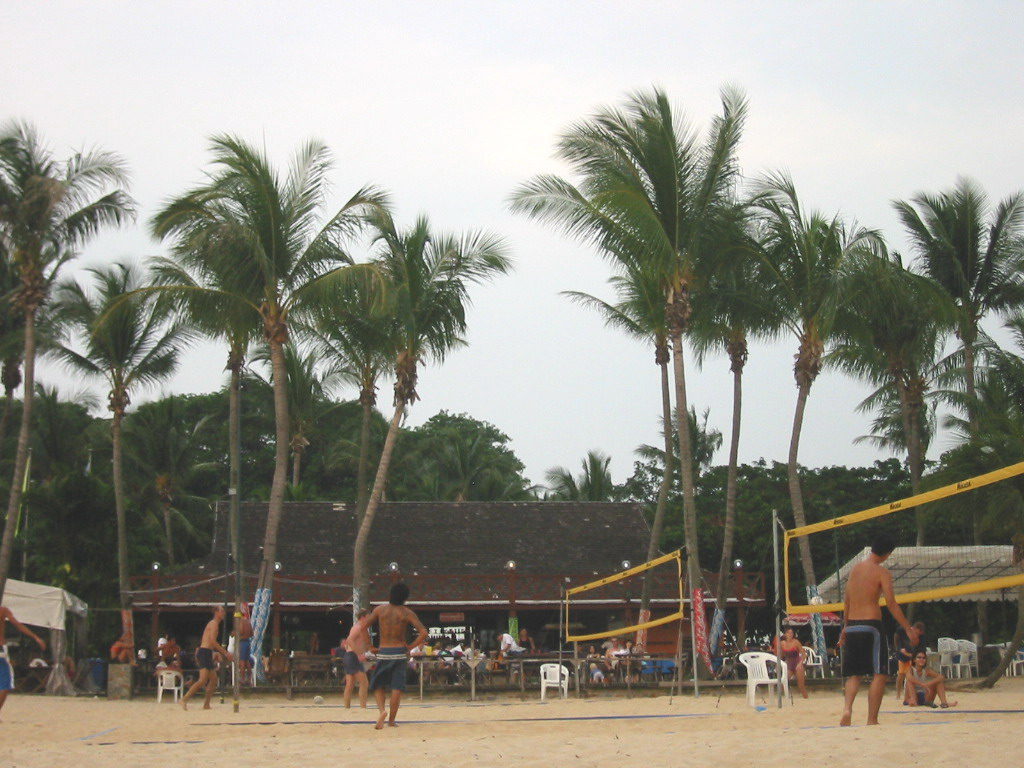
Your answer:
[807,585,828,663]
[634,609,651,651]
[249,587,272,681]
[691,588,713,672]
[708,606,726,655]
[507,616,519,640]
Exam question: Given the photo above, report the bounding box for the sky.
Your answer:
[3,2,1023,488]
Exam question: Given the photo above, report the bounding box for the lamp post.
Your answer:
[272,561,282,650]
[150,562,161,651]
[733,559,747,649]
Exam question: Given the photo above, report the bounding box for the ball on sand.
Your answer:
[313,695,325,705]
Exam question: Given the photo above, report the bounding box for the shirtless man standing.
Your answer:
[235,610,254,682]
[839,534,918,726]
[342,609,371,709]
[0,606,47,720]
[181,606,233,711]
[364,583,427,729]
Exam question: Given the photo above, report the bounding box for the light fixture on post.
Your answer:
[389,562,399,572]
[506,560,516,571]
[733,559,744,570]
[151,562,161,571]
[274,561,282,572]
[621,560,631,570]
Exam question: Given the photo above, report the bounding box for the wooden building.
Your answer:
[129,501,765,654]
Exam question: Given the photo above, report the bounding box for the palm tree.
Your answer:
[0,252,25,455]
[830,252,951,544]
[896,180,1024,640]
[0,122,133,601]
[894,179,1024,434]
[254,343,343,488]
[150,135,388,623]
[351,210,510,612]
[688,218,770,613]
[511,86,748,587]
[297,274,394,521]
[752,173,882,592]
[563,262,675,612]
[49,262,189,608]
[546,450,617,501]
[123,396,215,565]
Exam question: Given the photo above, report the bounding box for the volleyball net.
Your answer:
[564,549,685,643]
[784,461,1024,614]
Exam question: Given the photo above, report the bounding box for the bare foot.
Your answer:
[802,692,809,699]
[387,721,398,727]
[839,711,851,726]
[866,719,879,726]
[181,700,188,711]
[942,701,957,708]
[375,712,386,730]
[203,704,212,710]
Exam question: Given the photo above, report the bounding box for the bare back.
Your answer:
[346,620,371,655]
[844,559,889,620]
[371,604,427,648]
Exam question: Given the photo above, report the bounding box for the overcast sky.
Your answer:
[3,2,1023,488]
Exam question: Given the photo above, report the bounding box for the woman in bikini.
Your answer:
[780,627,809,698]
[904,651,957,708]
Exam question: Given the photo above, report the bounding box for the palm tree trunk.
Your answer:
[639,357,676,613]
[0,387,12,460]
[980,584,1024,688]
[669,330,702,585]
[962,330,989,640]
[715,337,746,611]
[895,376,926,545]
[356,393,373,526]
[111,404,130,610]
[291,449,301,488]
[0,308,36,601]
[788,379,817,588]
[162,500,175,566]
[0,356,22,456]
[257,338,291,593]
[228,357,244,709]
[352,399,405,613]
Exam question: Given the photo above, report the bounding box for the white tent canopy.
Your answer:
[1,578,88,631]
[819,545,1021,604]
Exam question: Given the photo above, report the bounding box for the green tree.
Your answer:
[149,135,387,613]
[123,396,216,566]
[0,121,133,601]
[49,262,188,608]
[830,253,951,544]
[546,450,617,501]
[752,173,882,591]
[511,86,748,587]
[351,211,510,611]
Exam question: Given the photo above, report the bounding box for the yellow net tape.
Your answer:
[785,461,1024,613]
[564,549,685,642]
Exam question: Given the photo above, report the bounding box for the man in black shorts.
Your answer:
[182,606,232,711]
[364,583,427,729]
[839,534,918,726]
[342,609,371,708]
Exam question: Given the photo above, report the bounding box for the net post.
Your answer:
[772,509,784,709]
[685,547,699,698]
[557,585,565,699]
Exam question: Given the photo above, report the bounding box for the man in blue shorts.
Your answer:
[364,583,427,729]
[1,605,47,720]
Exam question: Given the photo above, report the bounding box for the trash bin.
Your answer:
[89,658,108,690]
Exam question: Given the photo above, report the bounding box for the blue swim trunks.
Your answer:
[0,655,14,691]
[368,647,408,692]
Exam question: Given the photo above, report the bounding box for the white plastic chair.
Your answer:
[1009,648,1024,678]
[803,647,825,678]
[156,669,183,703]
[956,640,978,678]
[539,663,569,700]
[739,652,788,707]
[937,638,959,679]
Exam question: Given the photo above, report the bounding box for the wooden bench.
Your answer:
[286,654,333,699]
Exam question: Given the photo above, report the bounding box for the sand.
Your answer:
[2,679,1021,768]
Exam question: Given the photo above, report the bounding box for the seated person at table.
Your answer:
[160,635,182,669]
[499,631,526,657]
[605,638,625,673]
[518,628,537,653]
[904,651,957,708]
[110,629,133,664]
[586,645,608,686]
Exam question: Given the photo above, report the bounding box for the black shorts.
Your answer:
[842,620,887,677]
[342,651,364,676]
[196,647,216,671]
[368,648,408,692]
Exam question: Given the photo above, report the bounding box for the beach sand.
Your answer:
[2,679,1021,768]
